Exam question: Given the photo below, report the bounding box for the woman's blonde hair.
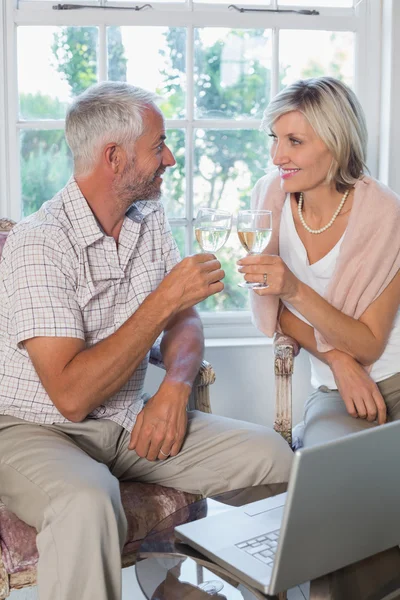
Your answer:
[261,77,368,192]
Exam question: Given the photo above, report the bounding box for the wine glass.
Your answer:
[194,208,232,253]
[237,209,272,289]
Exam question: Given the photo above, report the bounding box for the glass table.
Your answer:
[135,484,400,600]
[136,484,286,600]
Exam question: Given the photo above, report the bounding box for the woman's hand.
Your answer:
[237,254,300,301]
[327,353,387,424]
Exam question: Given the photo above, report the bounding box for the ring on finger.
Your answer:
[263,273,268,285]
[159,449,170,458]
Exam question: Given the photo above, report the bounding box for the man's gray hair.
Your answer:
[65,81,159,176]
[261,77,368,192]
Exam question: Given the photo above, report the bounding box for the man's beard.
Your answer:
[113,163,164,212]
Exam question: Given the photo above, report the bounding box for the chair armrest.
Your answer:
[0,218,16,232]
[149,346,215,413]
[0,546,9,599]
[274,334,299,446]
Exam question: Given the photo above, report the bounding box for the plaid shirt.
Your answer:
[0,178,180,430]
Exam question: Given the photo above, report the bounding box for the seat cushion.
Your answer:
[0,482,198,575]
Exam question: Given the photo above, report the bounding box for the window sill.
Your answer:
[205,337,273,348]
[200,310,268,340]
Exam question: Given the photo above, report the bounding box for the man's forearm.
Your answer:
[27,253,223,422]
[160,308,204,396]
[55,288,176,420]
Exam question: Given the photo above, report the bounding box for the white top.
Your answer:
[279,194,400,390]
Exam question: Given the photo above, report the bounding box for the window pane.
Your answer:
[20,131,72,217]
[162,129,185,219]
[171,226,186,258]
[279,31,355,89]
[195,228,250,312]
[108,27,186,119]
[18,27,98,120]
[194,129,269,213]
[194,29,272,120]
[279,0,353,6]
[194,128,269,312]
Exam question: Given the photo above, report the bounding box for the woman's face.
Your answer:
[269,110,333,194]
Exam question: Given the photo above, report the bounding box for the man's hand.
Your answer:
[128,379,190,461]
[327,353,387,425]
[159,254,224,314]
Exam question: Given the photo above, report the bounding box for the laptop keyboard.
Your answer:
[235,529,280,567]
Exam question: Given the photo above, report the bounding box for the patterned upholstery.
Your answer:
[0,220,15,257]
[0,219,205,597]
[0,483,198,575]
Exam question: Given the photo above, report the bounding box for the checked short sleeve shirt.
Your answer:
[0,178,181,430]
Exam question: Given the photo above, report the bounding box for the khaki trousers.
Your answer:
[0,410,293,600]
[303,372,400,447]
[302,373,400,599]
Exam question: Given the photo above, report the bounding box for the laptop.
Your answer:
[175,420,400,596]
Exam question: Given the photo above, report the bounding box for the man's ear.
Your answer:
[104,143,125,174]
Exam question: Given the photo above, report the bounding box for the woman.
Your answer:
[238,77,400,448]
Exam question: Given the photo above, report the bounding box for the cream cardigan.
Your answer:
[250,172,400,353]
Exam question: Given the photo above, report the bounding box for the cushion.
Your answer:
[0,482,198,575]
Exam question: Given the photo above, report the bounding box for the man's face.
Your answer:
[113,106,176,209]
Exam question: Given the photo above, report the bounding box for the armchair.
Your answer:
[0,355,215,598]
[0,217,216,598]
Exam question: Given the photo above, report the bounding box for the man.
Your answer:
[0,82,292,600]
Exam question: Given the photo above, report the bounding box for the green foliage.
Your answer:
[301,60,326,80]
[20,92,73,214]
[52,27,98,96]
[107,27,128,82]
[20,92,67,120]
[162,28,271,310]
[51,26,127,96]
[21,27,128,217]
[21,130,72,216]
[162,129,186,217]
[20,25,349,312]
[158,27,186,119]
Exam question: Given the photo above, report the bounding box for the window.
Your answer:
[0,0,380,326]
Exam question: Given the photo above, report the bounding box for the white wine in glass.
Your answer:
[237,209,272,289]
[194,208,232,253]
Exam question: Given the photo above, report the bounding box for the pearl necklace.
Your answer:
[298,189,350,235]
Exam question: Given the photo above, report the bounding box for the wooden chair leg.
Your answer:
[277,592,287,600]
[0,547,10,599]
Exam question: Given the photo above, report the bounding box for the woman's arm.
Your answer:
[289,270,400,365]
[279,307,387,424]
[239,255,400,366]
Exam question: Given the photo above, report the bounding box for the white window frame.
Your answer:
[0,0,382,338]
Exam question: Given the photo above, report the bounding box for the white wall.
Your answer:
[145,343,313,429]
